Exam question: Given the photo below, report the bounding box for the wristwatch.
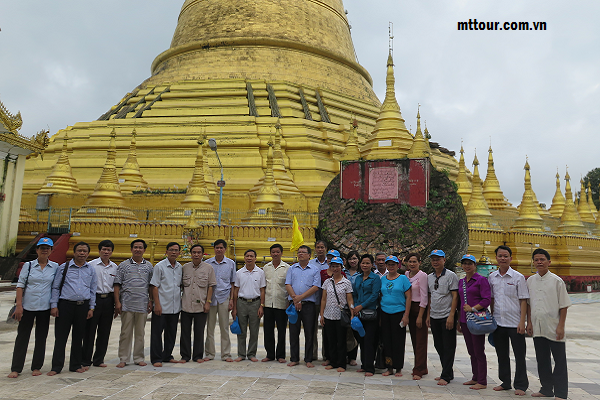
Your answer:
[260,303,265,307]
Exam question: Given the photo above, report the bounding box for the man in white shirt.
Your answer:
[488,245,529,395]
[374,252,388,277]
[232,249,266,362]
[262,244,290,363]
[82,240,118,369]
[526,248,571,400]
[150,242,183,367]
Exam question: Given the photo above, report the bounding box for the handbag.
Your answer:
[331,277,352,328]
[7,261,32,323]
[462,279,497,335]
[358,309,377,321]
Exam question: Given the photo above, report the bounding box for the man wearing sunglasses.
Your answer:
[426,250,458,386]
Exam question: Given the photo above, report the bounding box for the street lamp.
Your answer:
[208,138,225,225]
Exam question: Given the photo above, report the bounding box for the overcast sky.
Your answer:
[1,1,598,207]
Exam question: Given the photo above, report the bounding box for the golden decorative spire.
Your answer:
[360,51,413,160]
[455,144,472,208]
[180,137,215,210]
[341,118,361,161]
[38,130,80,195]
[548,170,566,218]
[595,191,600,236]
[0,99,23,133]
[73,129,136,222]
[407,106,434,165]
[202,135,217,196]
[483,145,510,209]
[557,169,586,234]
[512,159,544,232]
[244,137,290,225]
[466,152,501,230]
[589,181,598,219]
[118,128,148,193]
[577,179,595,223]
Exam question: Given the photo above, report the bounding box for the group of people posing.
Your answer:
[8,238,570,400]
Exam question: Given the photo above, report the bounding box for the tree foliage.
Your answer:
[583,167,600,210]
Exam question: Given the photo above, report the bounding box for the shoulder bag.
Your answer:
[331,278,352,328]
[462,279,497,335]
[358,276,377,321]
[7,261,32,323]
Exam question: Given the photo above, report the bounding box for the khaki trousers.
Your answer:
[204,301,232,360]
[118,312,147,364]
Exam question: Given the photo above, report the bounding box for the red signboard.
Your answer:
[340,159,430,207]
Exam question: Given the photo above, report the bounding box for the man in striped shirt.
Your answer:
[114,239,154,368]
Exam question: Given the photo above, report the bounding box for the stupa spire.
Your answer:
[482,145,510,209]
[512,159,544,232]
[466,152,500,230]
[577,179,595,223]
[180,137,214,210]
[557,168,586,234]
[38,130,80,195]
[407,105,433,163]
[455,143,472,208]
[360,51,413,160]
[589,181,598,218]
[73,129,136,222]
[201,132,217,195]
[118,128,148,193]
[341,118,361,161]
[549,170,566,218]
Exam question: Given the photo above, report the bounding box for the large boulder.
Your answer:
[317,166,468,272]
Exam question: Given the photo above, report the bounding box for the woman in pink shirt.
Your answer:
[405,253,429,379]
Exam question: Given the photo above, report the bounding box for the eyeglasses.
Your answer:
[434,276,441,290]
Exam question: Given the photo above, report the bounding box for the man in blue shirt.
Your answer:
[47,242,97,375]
[285,245,321,367]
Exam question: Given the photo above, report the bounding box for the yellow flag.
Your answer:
[290,216,304,252]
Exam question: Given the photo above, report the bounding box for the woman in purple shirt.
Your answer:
[457,254,491,390]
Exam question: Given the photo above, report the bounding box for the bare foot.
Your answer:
[365,372,374,377]
[136,361,147,366]
[413,375,422,380]
[249,357,259,362]
[116,362,126,368]
[321,360,330,366]
[46,371,58,376]
[82,366,90,371]
[437,379,449,386]
[168,359,181,364]
[349,360,357,366]
[179,359,188,363]
[98,363,107,368]
[75,368,85,373]
[531,393,549,398]
[463,380,477,385]
[382,370,392,376]
[337,367,346,372]
[325,365,334,370]
[287,361,299,367]
[306,362,315,368]
[233,357,244,362]
[515,390,526,396]
[278,358,286,363]
[262,357,273,362]
[32,370,42,376]
[394,370,403,377]
[357,369,365,372]
[225,358,234,362]
[7,371,18,378]
[435,376,441,381]
[203,357,212,361]
[153,362,163,367]
[470,384,487,390]
[196,359,204,364]
[494,386,509,391]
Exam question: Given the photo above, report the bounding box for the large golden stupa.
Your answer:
[16,0,600,281]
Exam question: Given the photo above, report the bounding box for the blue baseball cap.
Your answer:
[430,249,446,257]
[385,255,400,264]
[327,250,340,258]
[461,254,477,263]
[37,237,54,247]
[330,256,344,265]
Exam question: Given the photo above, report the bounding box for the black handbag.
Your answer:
[331,278,352,328]
[7,261,32,324]
[359,309,377,321]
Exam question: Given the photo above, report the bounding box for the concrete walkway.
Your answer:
[0,291,599,400]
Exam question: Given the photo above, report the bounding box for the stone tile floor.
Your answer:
[1,292,599,399]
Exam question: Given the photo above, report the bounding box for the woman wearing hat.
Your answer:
[404,252,429,380]
[379,255,412,377]
[8,238,58,378]
[320,249,345,366]
[457,254,492,390]
[319,257,354,372]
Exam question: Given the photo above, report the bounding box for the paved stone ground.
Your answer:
[1,292,599,400]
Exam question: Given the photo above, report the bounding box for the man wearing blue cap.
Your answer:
[426,249,458,386]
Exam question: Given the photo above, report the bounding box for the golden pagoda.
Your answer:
[360,52,413,160]
[341,119,361,161]
[548,171,566,218]
[511,159,544,232]
[588,181,598,218]
[455,144,472,208]
[37,130,80,195]
[72,129,136,222]
[118,128,148,193]
[577,179,595,223]
[466,153,500,230]
[595,203,600,236]
[556,169,586,235]
[200,133,217,196]
[482,146,511,210]
[407,107,433,163]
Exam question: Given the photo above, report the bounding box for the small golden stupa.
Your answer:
[548,171,566,218]
[577,179,596,223]
[455,144,472,208]
[511,159,544,232]
[556,169,586,235]
[466,152,500,230]
[37,130,80,195]
[118,128,148,193]
[482,146,511,210]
